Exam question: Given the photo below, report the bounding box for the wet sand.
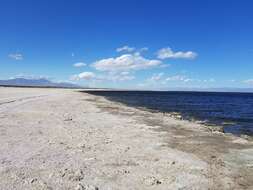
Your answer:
[0,87,252,190]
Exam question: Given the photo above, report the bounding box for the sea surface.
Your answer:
[86,91,253,136]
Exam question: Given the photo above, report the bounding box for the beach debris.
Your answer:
[232,138,249,144]
[58,168,68,177]
[168,112,182,120]
[174,115,182,119]
[78,143,86,149]
[47,140,54,145]
[240,134,251,140]
[207,126,224,133]
[64,117,73,121]
[75,184,99,190]
[30,178,37,184]
[48,173,54,179]
[143,176,162,186]
[59,168,85,181]
[124,170,130,174]
[124,146,130,152]
[84,157,96,161]
[154,158,159,162]
[63,113,73,121]
[75,184,85,190]
[105,139,112,144]
[68,169,85,181]
[217,159,226,167]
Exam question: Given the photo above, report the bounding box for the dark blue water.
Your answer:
[85,91,253,136]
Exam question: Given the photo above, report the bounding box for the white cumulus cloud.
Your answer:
[157,47,197,59]
[8,53,23,60]
[139,47,149,52]
[166,75,193,82]
[71,72,95,81]
[71,71,135,82]
[150,73,164,81]
[203,78,216,83]
[73,62,86,67]
[93,54,162,72]
[116,45,135,53]
[106,72,135,81]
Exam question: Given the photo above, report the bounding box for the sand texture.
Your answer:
[0,87,252,190]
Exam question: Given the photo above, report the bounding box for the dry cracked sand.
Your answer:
[0,87,253,190]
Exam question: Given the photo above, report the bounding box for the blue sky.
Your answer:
[1,0,253,89]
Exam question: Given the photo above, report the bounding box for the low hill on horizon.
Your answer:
[0,78,82,88]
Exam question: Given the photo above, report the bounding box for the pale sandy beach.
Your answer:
[0,87,253,190]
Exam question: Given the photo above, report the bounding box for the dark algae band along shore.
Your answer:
[84,91,253,136]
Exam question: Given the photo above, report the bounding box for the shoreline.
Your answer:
[81,91,253,188]
[0,87,253,189]
[83,90,253,137]
[87,91,252,140]
[83,91,252,139]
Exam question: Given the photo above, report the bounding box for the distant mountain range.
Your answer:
[0,78,81,88]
